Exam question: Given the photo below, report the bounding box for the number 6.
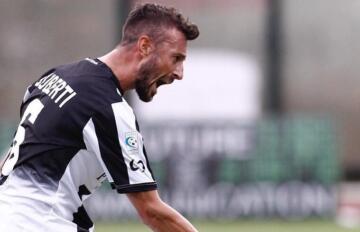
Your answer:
[1,99,44,176]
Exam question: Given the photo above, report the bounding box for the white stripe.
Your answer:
[83,119,114,183]
[50,149,104,223]
[111,101,154,185]
[22,86,31,102]
[85,58,98,65]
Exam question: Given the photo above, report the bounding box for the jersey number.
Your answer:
[1,99,44,176]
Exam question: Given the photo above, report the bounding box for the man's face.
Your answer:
[135,29,187,102]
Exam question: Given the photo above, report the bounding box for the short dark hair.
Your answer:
[121,3,199,45]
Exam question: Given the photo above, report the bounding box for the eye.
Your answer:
[172,56,180,64]
[173,55,184,64]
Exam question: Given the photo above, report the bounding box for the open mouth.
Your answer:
[156,79,167,87]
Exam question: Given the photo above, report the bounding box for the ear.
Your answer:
[137,35,154,57]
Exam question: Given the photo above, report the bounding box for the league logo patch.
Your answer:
[125,132,139,152]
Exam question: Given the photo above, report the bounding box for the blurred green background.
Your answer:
[94,220,350,232]
[1,0,360,230]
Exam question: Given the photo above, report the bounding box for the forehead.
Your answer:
[158,28,187,54]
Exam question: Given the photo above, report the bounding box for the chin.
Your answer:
[137,92,154,102]
[140,96,153,102]
[135,83,157,102]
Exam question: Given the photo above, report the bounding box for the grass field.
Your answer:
[95,220,355,232]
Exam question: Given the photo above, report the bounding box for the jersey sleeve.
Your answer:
[82,101,157,193]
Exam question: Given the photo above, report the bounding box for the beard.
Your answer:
[135,56,159,102]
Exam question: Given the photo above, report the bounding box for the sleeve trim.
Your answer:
[111,182,157,194]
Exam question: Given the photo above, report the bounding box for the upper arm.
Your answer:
[82,100,157,193]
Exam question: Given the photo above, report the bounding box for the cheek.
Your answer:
[157,55,174,72]
[162,63,176,75]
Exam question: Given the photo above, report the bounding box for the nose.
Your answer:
[173,64,183,80]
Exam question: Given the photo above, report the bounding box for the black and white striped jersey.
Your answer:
[0,58,157,232]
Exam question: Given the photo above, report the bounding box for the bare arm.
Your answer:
[127,190,198,232]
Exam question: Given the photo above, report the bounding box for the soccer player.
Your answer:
[0,3,199,232]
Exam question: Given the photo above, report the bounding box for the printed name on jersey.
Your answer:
[34,73,77,108]
[125,131,139,152]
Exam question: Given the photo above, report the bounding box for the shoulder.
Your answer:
[32,58,124,110]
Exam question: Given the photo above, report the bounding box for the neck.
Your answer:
[98,45,139,92]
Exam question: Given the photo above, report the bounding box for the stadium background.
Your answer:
[1,0,360,231]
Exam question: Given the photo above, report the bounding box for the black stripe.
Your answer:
[73,205,93,232]
[135,118,155,180]
[78,184,91,200]
[93,105,130,186]
[0,175,8,185]
[135,120,140,132]
[142,145,155,180]
[77,226,90,232]
[114,182,157,194]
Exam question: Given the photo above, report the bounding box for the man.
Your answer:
[0,3,199,232]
